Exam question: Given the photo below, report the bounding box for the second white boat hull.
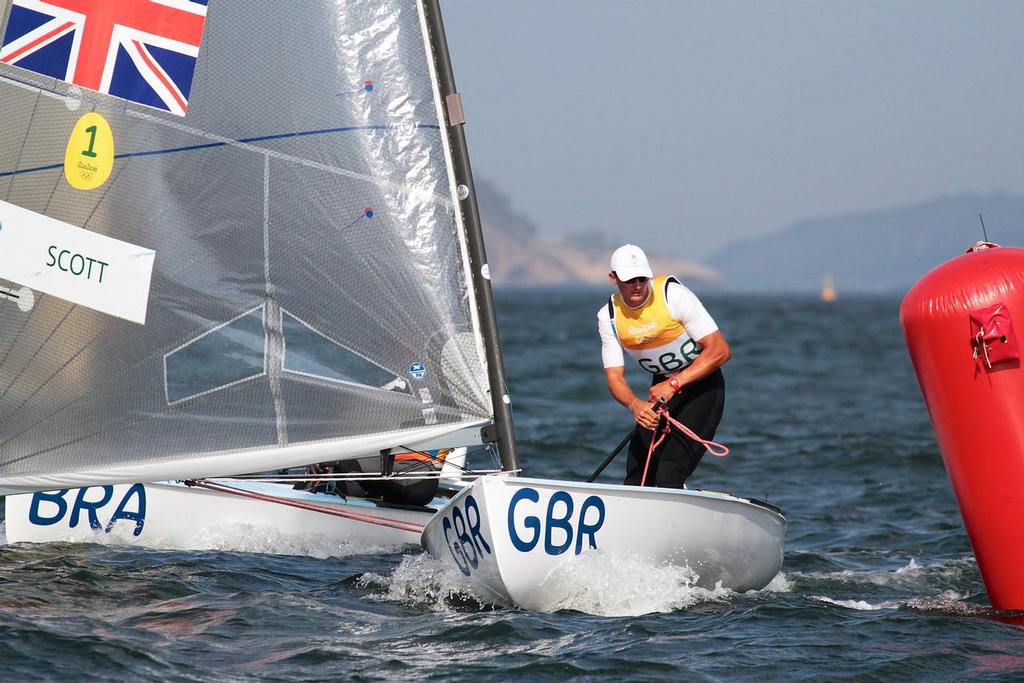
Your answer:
[5,481,437,553]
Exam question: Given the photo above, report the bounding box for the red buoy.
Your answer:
[900,242,1024,610]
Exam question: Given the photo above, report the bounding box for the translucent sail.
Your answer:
[0,0,491,493]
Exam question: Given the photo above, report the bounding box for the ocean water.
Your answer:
[2,290,1021,681]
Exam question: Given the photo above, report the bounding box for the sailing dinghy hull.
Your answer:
[421,475,786,611]
[5,481,437,551]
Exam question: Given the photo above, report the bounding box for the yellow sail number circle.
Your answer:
[64,113,114,191]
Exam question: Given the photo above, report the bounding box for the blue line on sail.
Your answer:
[336,80,375,97]
[339,207,375,235]
[0,123,442,178]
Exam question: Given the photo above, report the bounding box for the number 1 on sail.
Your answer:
[64,113,114,191]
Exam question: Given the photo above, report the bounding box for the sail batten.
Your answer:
[0,1,494,492]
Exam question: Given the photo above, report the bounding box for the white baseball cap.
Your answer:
[609,244,653,281]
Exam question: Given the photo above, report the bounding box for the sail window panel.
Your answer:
[164,307,266,405]
[281,311,404,392]
[278,375,468,446]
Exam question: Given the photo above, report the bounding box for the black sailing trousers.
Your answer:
[624,368,725,488]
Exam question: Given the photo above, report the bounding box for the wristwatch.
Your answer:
[669,378,680,392]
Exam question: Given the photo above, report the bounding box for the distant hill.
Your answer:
[476,178,720,286]
[706,192,1024,293]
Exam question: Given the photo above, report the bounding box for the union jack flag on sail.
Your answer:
[0,0,209,116]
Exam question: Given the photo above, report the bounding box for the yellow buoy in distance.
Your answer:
[64,112,114,191]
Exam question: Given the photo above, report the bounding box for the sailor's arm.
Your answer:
[649,330,731,404]
[605,365,660,430]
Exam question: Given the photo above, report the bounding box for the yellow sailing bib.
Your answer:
[609,275,701,374]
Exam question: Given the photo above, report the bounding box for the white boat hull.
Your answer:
[5,481,437,552]
[422,475,787,611]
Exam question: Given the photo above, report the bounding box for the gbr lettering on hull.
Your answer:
[443,494,491,576]
[507,487,605,556]
[441,487,608,577]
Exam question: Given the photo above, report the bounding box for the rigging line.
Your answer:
[337,207,374,235]
[223,472,462,483]
[186,480,426,533]
[215,470,503,481]
[0,123,440,179]
[127,107,450,204]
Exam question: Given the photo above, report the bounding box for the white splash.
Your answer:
[759,572,792,593]
[359,553,493,611]
[182,522,405,559]
[905,590,981,615]
[812,590,979,617]
[3,520,402,560]
[530,550,732,616]
[796,556,973,588]
[812,595,901,611]
[363,550,741,617]
[894,558,921,573]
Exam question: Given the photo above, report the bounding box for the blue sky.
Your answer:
[442,0,1024,259]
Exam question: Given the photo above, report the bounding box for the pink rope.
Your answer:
[639,404,730,487]
[187,480,426,533]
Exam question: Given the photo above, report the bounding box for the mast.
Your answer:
[421,0,520,473]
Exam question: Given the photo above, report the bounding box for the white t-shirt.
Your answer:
[597,279,718,369]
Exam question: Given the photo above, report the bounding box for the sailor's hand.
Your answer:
[648,381,677,405]
[630,399,660,430]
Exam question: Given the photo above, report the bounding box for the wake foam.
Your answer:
[760,572,792,593]
[794,556,974,589]
[531,551,732,616]
[905,591,984,616]
[358,553,496,612]
[4,520,403,560]
[361,550,745,616]
[812,590,982,615]
[812,596,901,611]
[799,557,981,612]
[182,522,406,559]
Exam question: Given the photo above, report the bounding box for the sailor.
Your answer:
[597,244,731,487]
[295,450,449,507]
